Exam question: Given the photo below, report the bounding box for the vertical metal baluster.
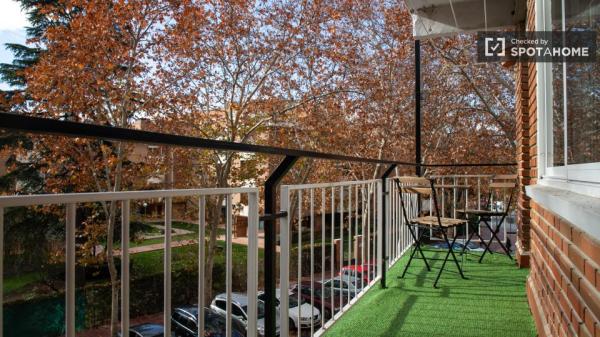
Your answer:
[453,177,457,219]
[226,195,233,337]
[122,200,130,337]
[280,186,290,337]
[360,184,364,291]
[400,182,404,257]
[398,182,402,258]
[248,192,259,337]
[298,190,302,337]
[441,177,446,219]
[376,180,383,280]
[330,186,335,320]
[321,187,326,330]
[490,190,495,241]
[165,197,172,337]
[66,203,76,337]
[391,180,396,262]
[387,180,392,263]
[397,180,401,260]
[354,184,359,290]
[394,180,397,261]
[385,179,389,268]
[477,177,482,210]
[503,188,507,243]
[339,186,344,311]
[366,183,371,285]
[465,177,469,243]
[347,185,352,303]
[198,196,206,337]
[310,188,315,336]
[396,183,400,256]
[0,207,3,337]
[478,177,482,239]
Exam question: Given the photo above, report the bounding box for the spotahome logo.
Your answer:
[477,31,597,62]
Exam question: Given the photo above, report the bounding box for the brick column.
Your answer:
[515,32,537,267]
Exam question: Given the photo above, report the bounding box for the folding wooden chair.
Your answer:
[395,176,468,288]
[459,174,517,262]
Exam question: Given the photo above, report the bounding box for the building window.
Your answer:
[538,0,600,195]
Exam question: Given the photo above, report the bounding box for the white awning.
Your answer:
[406,0,527,39]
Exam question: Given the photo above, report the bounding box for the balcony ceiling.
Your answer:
[406,0,527,39]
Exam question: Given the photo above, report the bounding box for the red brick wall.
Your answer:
[529,202,600,337]
[515,50,532,267]
[521,1,600,337]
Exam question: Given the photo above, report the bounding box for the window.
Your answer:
[215,300,226,311]
[232,304,246,318]
[538,0,600,196]
[183,315,196,331]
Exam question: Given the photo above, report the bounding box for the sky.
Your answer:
[0,0,28,90]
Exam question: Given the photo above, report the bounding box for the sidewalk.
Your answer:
[113,239,198,255]
[114,234,272,256]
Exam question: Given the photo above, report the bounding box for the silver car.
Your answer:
[211,293,281,337]
[323,275,363,299]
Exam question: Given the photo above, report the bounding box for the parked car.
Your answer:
[171,306,246,337]
[323,275,363,299]
[211,293,281,337]
[258,289,321,330]
[119,323,165,337]
[339,264,375,285]
[291,281,348,319]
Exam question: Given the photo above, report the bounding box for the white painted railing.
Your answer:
[1,175,513,337]
[279,178,418,337]
[0,187,259,337]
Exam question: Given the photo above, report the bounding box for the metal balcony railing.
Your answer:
[0,112,516,337]
[0,188,260,337]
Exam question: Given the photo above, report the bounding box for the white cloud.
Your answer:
[0,0,28,32]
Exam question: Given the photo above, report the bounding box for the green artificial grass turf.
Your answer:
[323,250,537,337]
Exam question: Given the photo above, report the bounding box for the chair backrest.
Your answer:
[486,174,517,214]
[489,174,517,189]
[397,176,432,197]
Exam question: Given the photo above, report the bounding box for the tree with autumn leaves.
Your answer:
[2,0,516,336]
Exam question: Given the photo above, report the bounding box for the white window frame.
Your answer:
[536,0,600,198]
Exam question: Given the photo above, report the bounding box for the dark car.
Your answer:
[171,306,246,337]
[120,323,165,337]
[291,281,348,319]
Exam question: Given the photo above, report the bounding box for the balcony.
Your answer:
[0,127,521,337]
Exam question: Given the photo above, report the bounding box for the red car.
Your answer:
[291,281,348,319]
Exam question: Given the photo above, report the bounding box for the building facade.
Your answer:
[517,1,600,337]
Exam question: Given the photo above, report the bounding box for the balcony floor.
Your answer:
[323,250,536,337]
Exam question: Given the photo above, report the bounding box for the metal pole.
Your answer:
[264,156,298,337]
[415,39,422,177]
[380,164,397,289]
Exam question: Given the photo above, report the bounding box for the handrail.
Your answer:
[0,112,516,168]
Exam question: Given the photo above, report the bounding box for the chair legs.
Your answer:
[401,225,466,288]
[461,224,490,256]
[400,226,431,278]
[479,219,513,262]
[433,228,466,288]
